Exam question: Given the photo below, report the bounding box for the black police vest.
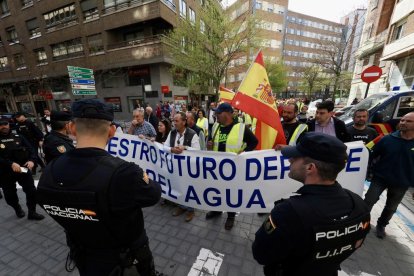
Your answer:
[287,190,370,272]
[169,128,196,147]
[0,134,30,165]
[37,156,143,251]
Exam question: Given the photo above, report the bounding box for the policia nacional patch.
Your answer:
[57,145,66,153]
[263,215,277,234]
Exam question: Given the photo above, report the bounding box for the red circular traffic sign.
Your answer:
[361,66,382,83]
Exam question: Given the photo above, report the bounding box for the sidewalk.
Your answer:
[0,182,413,276]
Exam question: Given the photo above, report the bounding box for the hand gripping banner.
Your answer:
[107,134,368,213]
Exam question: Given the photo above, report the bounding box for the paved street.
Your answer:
[0,181,413,276]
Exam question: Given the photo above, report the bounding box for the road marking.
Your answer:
[188,248,224,276]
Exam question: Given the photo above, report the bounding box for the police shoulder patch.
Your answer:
[142,172,149,184]
[263,215,277,234]
[57,145,66,153]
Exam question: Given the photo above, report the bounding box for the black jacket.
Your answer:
[307,117,350,143]
[43,130,75,164]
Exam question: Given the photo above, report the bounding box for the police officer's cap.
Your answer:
[0,119,9,125]
[281,132,347,165]
[51,110,72,122]
[72,99,114,121]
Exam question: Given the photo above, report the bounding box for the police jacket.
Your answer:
[43,130,75,164]
[37,148,161,255]
[0,131,36,170]
[252,183,370,276]
[16,120,44,146]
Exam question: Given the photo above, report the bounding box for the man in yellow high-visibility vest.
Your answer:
[206,103,258,230]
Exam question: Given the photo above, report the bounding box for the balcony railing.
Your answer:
[102,0,176,14]
[52,51,84,61]
[0,65,11,72]
[107,34,164,51]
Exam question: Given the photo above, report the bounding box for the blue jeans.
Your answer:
[364,180,408,227]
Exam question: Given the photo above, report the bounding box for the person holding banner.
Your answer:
[165,112,200,222]
[37,99,161,276]
[206,102,258,230]
[364,112,414,239]
[279,103,308,146]
[252,132,370,276]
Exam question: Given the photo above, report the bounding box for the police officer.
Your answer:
[37,99,161,276]
[0,119,45,220]
[42,111,74,163]
[252,132,370,276]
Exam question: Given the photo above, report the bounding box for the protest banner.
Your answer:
[107,134,368,213]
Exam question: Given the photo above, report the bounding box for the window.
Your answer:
[189,8,195,24]
[6,26,18,43]
[21,0,33,8]
[43,4,77,30]
[179,0,187,18]
[267,3,273,12]
[51,38,83,60]
[392,21,406,41]
[81,0,99,20]
[200,20,205,33]
[0,0,9,15]
[0,56,9,71]
[255,1,262,10]
[13,54,26,69]
[395,96,414,118]
[34,48,47,64]
[26,18,41,38]
[87,34,103,54]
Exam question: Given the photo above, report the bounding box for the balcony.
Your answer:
[391,0,414,25]
[103,0,176,14]
[355,30,388,59]
[382,32,414,61]
[0,65,11,72]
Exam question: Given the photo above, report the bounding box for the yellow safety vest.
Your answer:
[288,124,308,146]
[212,122,246,153]
[196,117,208,136]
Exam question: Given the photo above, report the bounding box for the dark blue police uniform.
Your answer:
[42,111,74,163]
[0,119,44,220]
[37,99,161,276]
[252,133,370,276]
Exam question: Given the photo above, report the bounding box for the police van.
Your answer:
[341,90,414,135]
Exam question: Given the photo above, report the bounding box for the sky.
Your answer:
[288,0,368,23]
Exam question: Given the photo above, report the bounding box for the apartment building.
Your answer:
[381,0,414,91]
[348,0,396,102]
[283,11,344,98]
[0,0,205,120]
[225,0,288,90]
[341,8,366,73]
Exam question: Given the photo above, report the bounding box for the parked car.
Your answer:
[306,99,322,119]
[341,90,414,132]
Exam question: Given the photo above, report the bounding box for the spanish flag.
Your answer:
[232,51,286,149]
[219,86,235,103]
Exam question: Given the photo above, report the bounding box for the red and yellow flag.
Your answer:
[219,86,235,103]
[232,51,286,149]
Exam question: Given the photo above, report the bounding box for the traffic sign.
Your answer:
[67,66,93,75]
[361,66,382,84]
[72,89,97,95]
[70,78,95,85]
[69,72,95,79]
[71,84,96,90]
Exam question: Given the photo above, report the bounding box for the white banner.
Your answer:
[107,134,368,213]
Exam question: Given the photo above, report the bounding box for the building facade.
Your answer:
[225,0,288,90]
[348,0,396,103]
[0,0,206,120]
[381,0,414,92]
[283,11,345,98]
[341,8,366,73]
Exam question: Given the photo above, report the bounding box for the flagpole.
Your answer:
[236,48,262,92]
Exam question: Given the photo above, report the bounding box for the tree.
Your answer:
[264,59,288,96]
[297,65,325,98]
[162,0,259,101]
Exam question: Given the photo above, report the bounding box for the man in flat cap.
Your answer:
[42,110,74,163]
[0,118,45,220]
[37,99,161,276]
[252,132,370,276]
